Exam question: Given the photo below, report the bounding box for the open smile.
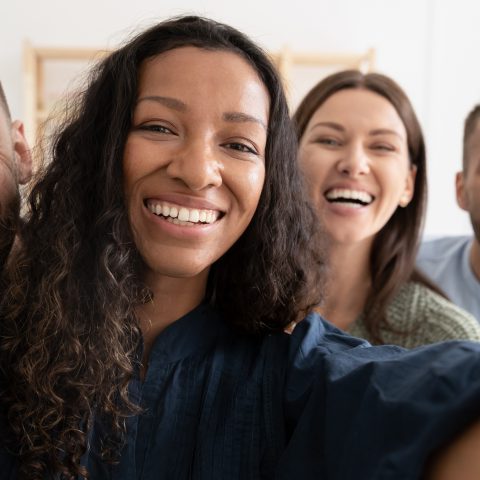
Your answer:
[324,188,375,209]
[145,199,224,226]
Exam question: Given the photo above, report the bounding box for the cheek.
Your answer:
[248,167,266,202]
[122,140,149,206]
[383,161,410,194]
[299,155,327,199]
[234,163,266,211]
[466,179,480,211]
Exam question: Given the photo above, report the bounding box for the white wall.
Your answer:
[1,0,479,236]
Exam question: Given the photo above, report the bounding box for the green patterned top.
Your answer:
[348,281,480,348]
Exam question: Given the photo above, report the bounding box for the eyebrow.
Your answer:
[223,112,267,131]
[310,121,344,132]
[311,122,404,139]
[369,128,405,140]
[136,96,267,131]
[137,95,187,111]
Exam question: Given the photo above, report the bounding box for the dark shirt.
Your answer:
[3,303,480,479]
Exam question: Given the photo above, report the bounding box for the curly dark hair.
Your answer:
[0,16,325,478]
[293,69,441,343]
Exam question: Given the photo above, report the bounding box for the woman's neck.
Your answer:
[137,268,209,362]
[320,240,372,331]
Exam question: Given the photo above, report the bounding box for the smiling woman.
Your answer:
[123,46,270,357]
[5,15,480,480]
[124,48,267,282]
[0,16,325,479]
[294,70,480,347]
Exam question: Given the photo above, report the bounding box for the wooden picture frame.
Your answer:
[23,41,375,145]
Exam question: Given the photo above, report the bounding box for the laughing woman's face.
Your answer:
[298,88,415,248]
[123,46,270,284]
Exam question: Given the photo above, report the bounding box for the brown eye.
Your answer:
[223,142,257,155]
[139,124,177,136]
[315,137,341,147]
[372,144,395,152]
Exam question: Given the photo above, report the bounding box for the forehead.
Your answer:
[136,46,270,120]
[308,88,406,135]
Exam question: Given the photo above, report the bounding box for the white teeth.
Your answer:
[189,209,200,223]
[147,201,219,225]
[325,188,373,205]
[178,207,189,222]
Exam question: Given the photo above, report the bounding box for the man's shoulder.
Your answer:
[418,235,472,262]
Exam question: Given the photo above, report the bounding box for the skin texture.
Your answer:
[426,420,480,480]
[0,109,31,268]
[456,120,480,281]
[123,47,269,355]
[298,89,416,329]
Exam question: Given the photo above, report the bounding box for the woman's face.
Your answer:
[123,46,269,282]
[298,88,416,247]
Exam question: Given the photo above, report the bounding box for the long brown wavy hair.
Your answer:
[293,70,440,343]
[0,16,325,479]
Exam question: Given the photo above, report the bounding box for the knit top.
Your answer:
[348,281,480,348]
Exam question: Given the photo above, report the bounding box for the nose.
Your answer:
[166,138,223,191]
[336,143,370,176]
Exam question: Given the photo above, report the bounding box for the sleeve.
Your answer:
[277,314,480,480]
[419,289,480,343]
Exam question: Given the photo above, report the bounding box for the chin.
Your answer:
[144,256,212,280]
[329,230,375,247]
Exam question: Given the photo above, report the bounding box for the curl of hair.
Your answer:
[293,69,440,343]
[0,16,325,478]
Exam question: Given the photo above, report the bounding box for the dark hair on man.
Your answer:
[0,81,12,119]
[0,16,325,479]
[293,70,440,344]
[463,104,480,171]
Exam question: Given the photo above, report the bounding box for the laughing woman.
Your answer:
[294,70,480,347]
[3,16,480,480]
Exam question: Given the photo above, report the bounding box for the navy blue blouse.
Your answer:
[3,303,480,479]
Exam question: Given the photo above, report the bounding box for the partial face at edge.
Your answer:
[0,110,31,266]
[457,120,480,242]
[123,46,269,284]
[298,88,416,247]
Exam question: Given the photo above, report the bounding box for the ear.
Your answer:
[11,120,32,184]
[456,170,468,211]
[399,164,417,208]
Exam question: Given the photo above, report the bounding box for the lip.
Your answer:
[324,201,370,215]
[323,182,375,199]
[141,200,222,240]
[144,193,226,213]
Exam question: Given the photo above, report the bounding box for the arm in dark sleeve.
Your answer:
[278,314,480,480]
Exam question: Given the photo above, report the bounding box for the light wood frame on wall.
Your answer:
[23,40,375,146]
[23,40,108,146]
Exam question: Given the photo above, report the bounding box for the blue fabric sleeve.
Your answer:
[279,315,480,479]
